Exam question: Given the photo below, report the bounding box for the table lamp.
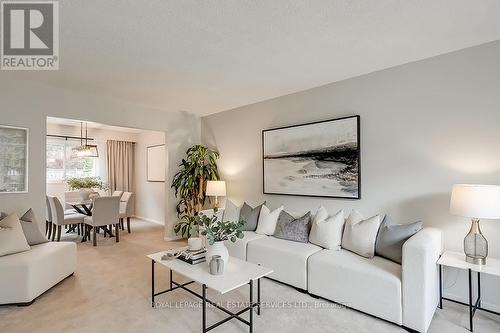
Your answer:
[206,181,226,209]
[450,184,500,265]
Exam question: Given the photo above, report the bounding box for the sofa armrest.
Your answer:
[402,228,443,332]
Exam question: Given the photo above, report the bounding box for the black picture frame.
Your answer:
[262,115,360,199]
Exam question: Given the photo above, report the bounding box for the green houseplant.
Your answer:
[66,177,108,200]
[196,210,246,264]
[171,145,220,237]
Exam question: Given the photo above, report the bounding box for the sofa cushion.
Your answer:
[247,236,321,289]
[308,249,402,325]
[256,205,284,236]
[342,210,381,258]
[0,241,77,304]
[273,210,311,243]
[309,207,345,250]
[20,209,49,246]
[375,215,422,264]
[224,231,266,260]
[240,202,265,231]
[0,214,30,257]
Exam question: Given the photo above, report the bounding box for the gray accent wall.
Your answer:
[202,40,500,310]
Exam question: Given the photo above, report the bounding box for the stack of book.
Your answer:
[177,248,206,265]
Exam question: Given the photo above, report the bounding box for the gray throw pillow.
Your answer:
[239,202,265,231]
[375,215,423,264]
[273,210,311,243]
[19,209,49,246]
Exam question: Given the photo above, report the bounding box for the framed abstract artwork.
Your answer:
[262,115,360,199]
[0,125,29,193]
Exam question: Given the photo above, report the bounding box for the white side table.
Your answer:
[437,251,500,332]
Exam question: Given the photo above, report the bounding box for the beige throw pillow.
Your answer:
[341,210,381,258]
[309,206,345,250]
[0,214,31,257]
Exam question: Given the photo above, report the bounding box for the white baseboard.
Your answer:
[443,291,500,313]
[133,215,163,225]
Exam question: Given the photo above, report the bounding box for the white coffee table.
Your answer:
[438,251,500,332]
[147,250,273,333]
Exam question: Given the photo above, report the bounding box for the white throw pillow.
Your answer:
[222,200,241,222]
[255,205,284,235]
[0,213,31,257]
[309,206,345,250]
[341,210,381,258]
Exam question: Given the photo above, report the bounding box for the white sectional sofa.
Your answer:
[208,207,442,333]
[0,241,77,305]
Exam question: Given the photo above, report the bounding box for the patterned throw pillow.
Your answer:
[273,210,312,243]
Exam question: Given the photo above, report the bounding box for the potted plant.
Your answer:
[196,211,245,265]
[171,145,220,239]
[66,176,108,200]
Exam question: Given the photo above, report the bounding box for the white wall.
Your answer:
[202,41,500,310]
[134,130,166,224]
[0,79,199,240]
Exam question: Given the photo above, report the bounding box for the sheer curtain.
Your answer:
[106,140,135,192]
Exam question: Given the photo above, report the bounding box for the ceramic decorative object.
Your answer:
[205,241,229,266]
[188,237,203,251]
[79,188,93,200]
[209,255,224,275]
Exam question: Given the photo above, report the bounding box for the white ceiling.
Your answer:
[47,117,145,134]
[6,1,500,116]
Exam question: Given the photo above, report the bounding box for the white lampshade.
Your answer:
[206,181,226,197]
[450,184,500,219]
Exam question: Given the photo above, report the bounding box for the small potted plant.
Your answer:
[66,177,108,200]
[196,210,245,266]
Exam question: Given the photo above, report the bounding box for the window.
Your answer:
[46,139,97,182]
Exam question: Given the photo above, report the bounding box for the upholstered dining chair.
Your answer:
[83,196,120,246]
[46,196,53,239]
[112,190,124,199]
[47,196,86,242]
[119,192,134,233]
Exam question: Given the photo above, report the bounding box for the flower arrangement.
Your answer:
[66,177,108,190]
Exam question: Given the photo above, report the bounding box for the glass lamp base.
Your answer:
[464,218,488,266]
[465,255,486,265]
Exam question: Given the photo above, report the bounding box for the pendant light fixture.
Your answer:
[72,122,99,158]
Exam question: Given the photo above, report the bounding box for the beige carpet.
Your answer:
[1,219,499,333]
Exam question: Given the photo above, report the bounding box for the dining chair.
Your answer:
[83,196,120,246]
[46,196,53,239]
[112,191,124,199]
[47,196,86,242]
[119,192,134,233]
[64,191,80,211]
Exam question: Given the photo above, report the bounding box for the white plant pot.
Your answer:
[79,188,93,201]
[206,241,229,266]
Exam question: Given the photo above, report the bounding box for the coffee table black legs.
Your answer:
[150,262,261,332]
[249,279,254,333]
[202,284,207,333]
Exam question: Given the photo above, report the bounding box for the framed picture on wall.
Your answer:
[0,125,29,193]
[262,115,360,199]
[147,144,165,182]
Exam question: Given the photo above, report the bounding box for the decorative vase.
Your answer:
[188,237,203,251]
[79,188,93,201]
[206,241,229,266]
